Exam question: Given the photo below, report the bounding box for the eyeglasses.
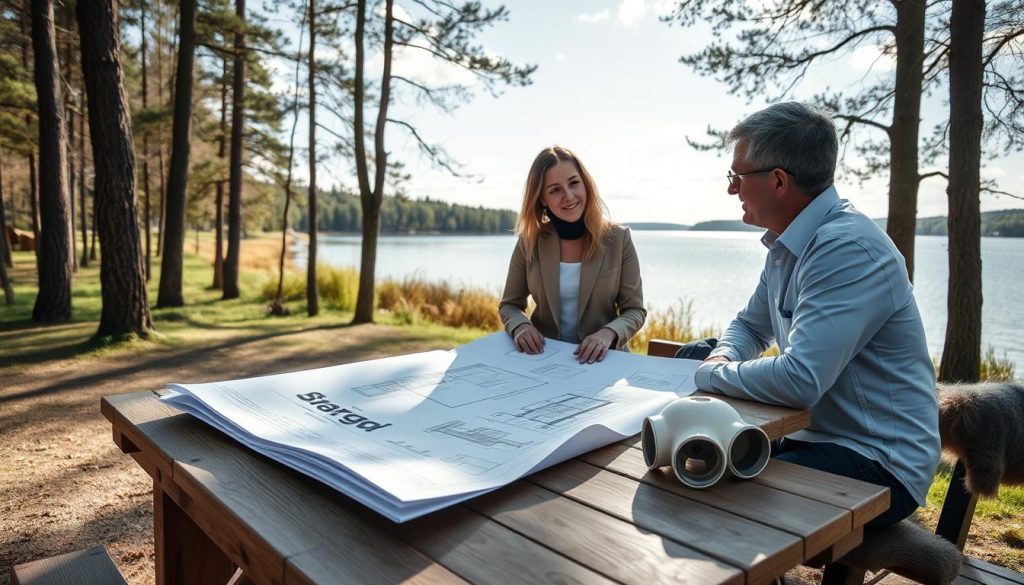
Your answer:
[726,167,791,188]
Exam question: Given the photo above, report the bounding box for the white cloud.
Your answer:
[848,44,897,73]
[368,45,479,87]
[555,53,568,63]
[577,10,610,22]
[618,0,647,26]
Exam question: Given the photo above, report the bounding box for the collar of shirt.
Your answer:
[759,185,840,256]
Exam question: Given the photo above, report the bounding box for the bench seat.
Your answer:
[10,546,127,585]
[955,556,1024,585]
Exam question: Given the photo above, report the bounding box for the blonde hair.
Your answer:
[516,146,611,261]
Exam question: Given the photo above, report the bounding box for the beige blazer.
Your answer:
[499,225,646,350]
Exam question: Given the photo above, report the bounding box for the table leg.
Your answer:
[154,481,236,585]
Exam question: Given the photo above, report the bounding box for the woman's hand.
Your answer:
[512,324,545,354]
[575,328,617,364]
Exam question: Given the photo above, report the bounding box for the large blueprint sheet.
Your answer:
[162,332,699,522]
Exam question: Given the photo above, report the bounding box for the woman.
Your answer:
[499,146,646,364]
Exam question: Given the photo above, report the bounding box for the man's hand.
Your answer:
[703,355,730,364]
[575,328,617,364]
[512,324,545,354]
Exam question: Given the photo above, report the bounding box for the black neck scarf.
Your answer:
[547,209,586,240]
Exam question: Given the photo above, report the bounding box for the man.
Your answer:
[687,102,940,526]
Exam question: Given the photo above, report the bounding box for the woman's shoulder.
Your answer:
[602,223,631,245]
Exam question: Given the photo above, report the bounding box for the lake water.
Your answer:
[294,231,1024,372]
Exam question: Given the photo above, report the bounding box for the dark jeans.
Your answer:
[673,337,918,527]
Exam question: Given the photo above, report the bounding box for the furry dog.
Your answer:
[937,381,1024,497]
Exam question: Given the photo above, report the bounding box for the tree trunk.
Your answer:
[30,0,74,323]
[79,81,89,268]
[156,0,197,307]
[20,4,41,266]
[141,0,151,279]
[68,105,77,273]
[352,0,393,324]
[65,3,78,273]
[157,144,165,256]
[77,0,153,338]
[1,149,13,269]
[28,152,39,257]
[939,0,985,383]
[90,188,97,260]
[306,0,319,316]
[885,0,925,282]
[213,57,228,290]
[155,13,165,259]
[222,0,246,300]
[1,149,15,303]
[0,156,12,301]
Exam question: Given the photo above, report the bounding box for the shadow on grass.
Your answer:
[0,321,108,364]
[0,321,442,409]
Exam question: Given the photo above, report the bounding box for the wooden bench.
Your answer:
[10,546,127,585]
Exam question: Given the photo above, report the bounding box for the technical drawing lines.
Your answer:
[351,363,545,407]
[623,370,686,392]
[428,420,537,451]
[488,393,616,432]
[530,363,585,380]
[440,453,500,476]
[506,347,562,361]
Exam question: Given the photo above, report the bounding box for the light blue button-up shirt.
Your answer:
[694,186,940,505]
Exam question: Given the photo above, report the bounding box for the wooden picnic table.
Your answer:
[102,389,888,585]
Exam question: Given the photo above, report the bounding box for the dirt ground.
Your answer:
[0,322,462,585]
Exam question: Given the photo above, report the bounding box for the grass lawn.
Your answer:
[0,237,485,370]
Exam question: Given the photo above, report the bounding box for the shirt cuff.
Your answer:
[694,362,718,391]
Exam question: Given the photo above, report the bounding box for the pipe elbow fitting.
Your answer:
[641,396,771,489]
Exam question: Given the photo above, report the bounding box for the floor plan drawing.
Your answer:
[385,439,432,458]
[427,420,537,451]
[623,370,687,392]
[352,364,544,407]
[506,347,562,361]
[440,453,499,475]
[488,393,615,432]
[530,363,585,380]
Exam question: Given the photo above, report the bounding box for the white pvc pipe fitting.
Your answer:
[641,396,771,489]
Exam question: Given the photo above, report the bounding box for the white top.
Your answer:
[558,262,581,343]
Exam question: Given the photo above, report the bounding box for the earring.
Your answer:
[541,206,550,223]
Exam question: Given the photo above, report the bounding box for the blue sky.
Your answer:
[266,0,1024,224]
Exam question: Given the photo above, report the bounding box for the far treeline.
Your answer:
[907,209,1024,237]
[295,191,517,235]
[634,209,1024,237]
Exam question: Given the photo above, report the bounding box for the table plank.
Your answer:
[468,480,744,585]
[105,392,465,585]
[393,506,618,585]
[531,459,802,585]
[752,460,889,529]
[581,443,852,559]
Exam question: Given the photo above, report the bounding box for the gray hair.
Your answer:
[727,102,838,196]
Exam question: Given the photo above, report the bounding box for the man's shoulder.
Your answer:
[812,202,896,257]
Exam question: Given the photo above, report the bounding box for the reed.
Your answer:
[377,276,502,330]
[260,265,360,311]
